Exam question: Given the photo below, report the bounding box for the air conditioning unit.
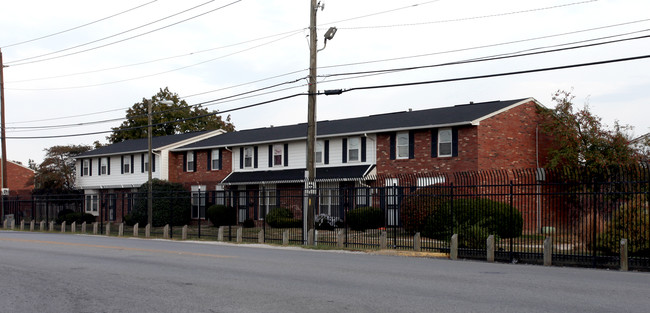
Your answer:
[1,188,9,196]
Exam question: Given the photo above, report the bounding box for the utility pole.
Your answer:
[147,99,153,228]
[306,0,319,238]
[0,49,7,223]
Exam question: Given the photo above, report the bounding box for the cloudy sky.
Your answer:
[1,0,649,165]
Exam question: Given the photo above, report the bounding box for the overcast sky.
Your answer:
[1,0,649,165]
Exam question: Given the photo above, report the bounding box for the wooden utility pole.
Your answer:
[0,49,7,222]
[306,0,319,240]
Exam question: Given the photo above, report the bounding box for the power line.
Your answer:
[5,0,242,67]
[5,30,302,91]
[6,53,650,139]
[0,0,158,49]
[335,0,599,30]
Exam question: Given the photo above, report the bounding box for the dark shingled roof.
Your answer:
[222,165,375,185]
[77,130,213,158]
[177,98,529,150]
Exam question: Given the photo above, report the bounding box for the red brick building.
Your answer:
[2,159,35,196]
[171,98,552,224]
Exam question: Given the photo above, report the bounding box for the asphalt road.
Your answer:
[1,231,648,313]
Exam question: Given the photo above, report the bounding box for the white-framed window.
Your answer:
[396,132,409,159]
[211,149,220,170]
[215,185,226,205]
[187,151,195,172]
[348,137,360,162]
[356,187,368,207]
[273,144,283,167]
[123,157,131,174]
[191,185,206,219]
[438,128,453,157]
[82,160,89,176]
[244,147,253,168]
[315,140,324,164]
[259,185,276,219]
[100,158,108,175]
[143,154,150,172]
[85,194,98,215]
[319,182,339,217]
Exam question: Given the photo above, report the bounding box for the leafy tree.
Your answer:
[34,144,92,193]
[539,90,646,174]
[125,179,191,227]
[108,87,235,143]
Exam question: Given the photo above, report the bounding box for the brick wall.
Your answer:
[168,149,233,190]
[477,100,550,170]
[3,161,35,196]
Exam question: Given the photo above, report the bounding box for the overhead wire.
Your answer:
[0,0,159,49]
[5,0,242,66]
[6,52,650,139]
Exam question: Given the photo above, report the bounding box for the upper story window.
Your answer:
[187,151,196,172]
[438,128,452,157]
[273,144,283,166]
[315,141,323,164]
[100,158,108,175]
[396,132,409,159]
[143,154,150,172]
[211,149,220,170]
[244,147,254,168]
[348,137,360,162]
[123,157,131,174]
[82,160,89,176]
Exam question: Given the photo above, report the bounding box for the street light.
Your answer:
[148,99,173,228]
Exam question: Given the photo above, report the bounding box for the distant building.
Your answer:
[1,159,35,196]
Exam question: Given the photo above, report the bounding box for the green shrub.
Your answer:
[265,208,301,228]
[242,218,256,228]
[422,198,523,241]
[595,200,649,257]
[128,179,191,227]
[347,207,383,231]
[56,210,96,225]
[206,205,236,227]
[399,186,450,234]
[55,209,75,224]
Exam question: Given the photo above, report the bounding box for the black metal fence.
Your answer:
[2,165,648,270]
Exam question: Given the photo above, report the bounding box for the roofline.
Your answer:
[470,98,540,125]
[172,122,473,151]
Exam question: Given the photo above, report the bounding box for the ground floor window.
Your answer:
[191,185,206,219]
[259,185,276,219]
[85,194,98,216]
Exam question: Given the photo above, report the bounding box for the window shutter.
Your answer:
[254,146,258,168]
[268,145,273,167]
[452,128,459,157]
[284,144,289,167]
[431,129,438,158]
[152,154,155,172]
[141,153,145,173]
[239,147,244,169]
[183,152,187,172]
[98,158,101,176]
[80,160,83,177]
[207,150,212,171]
[409,130,415,159]
[342,138,348,163]
[130,155,134,173]
[107,157,111,175]
[121,156,124,174]
[361,137,367,162]
[89,159,93,176]
[389,133,396,160]
[218,149,223,170]
[324,140,329,164]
